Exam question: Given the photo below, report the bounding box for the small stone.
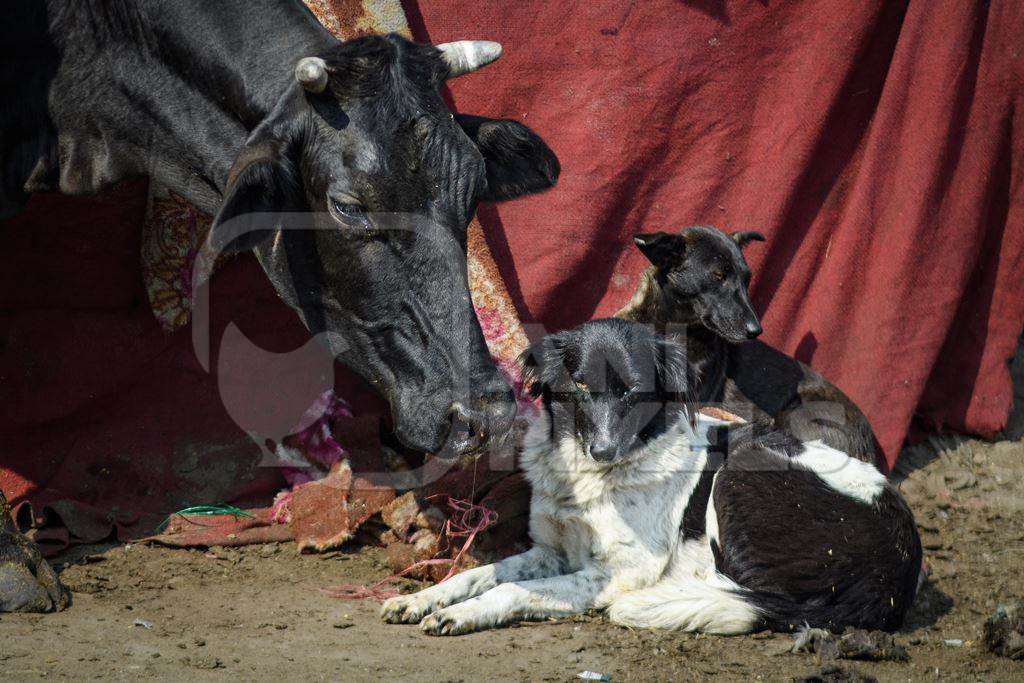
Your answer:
[182,654,223,670]
[945,470,977,491]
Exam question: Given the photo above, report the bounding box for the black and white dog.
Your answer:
[381,319,921,636]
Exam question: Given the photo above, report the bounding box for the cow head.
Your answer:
[209,35,559,457]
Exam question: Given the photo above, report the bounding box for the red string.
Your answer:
[322,494,498,601]
[430,494,499,582]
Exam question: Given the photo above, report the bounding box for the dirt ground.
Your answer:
[1,435,1022,682]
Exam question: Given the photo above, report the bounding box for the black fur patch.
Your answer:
[727,424,807,459]
[711,447,921,632]
[680,467,716,539]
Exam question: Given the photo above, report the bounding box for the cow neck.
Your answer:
[44,1,336,210]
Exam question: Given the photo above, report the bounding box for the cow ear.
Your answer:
[209,139,305,254]
[731,231,766,249]
[455,114,560,202]
[634,232,685,269]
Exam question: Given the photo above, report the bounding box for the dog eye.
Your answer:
[575,380,589,392]
[712,270,726,281]
[329,198,370,228]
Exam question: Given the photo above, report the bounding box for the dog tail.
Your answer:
[606,573,759,635]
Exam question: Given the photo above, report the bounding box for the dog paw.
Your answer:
[0,496,70,613]
[420,605,483,636]
[380,593,435,624]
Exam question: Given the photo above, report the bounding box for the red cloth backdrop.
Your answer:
[2,0,1022,541]
[407,0,1024,464]
[1,182,316,543]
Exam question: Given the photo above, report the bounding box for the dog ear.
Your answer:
[653,337,696,399]
[731,231,766,249]
[634,232,686,269]
[455,114,561,202]
[518,331,572,399]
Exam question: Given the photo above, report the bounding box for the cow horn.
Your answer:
[295,57,329,94]
[437,40,502,78]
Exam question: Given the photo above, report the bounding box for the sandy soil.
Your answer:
[1,435,1023,682]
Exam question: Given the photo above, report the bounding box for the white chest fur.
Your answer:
[518,412,713,599]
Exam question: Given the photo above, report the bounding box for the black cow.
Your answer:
[0,0,559,612]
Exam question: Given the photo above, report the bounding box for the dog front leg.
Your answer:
[381,545,564,624]
[420,569,607,636]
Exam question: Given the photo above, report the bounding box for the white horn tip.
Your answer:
[295,57,328,94]
[472,40,503,63]
[438,40,503,77]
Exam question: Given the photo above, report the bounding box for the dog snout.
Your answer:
[744,319,762,339]
[588,437,618,463]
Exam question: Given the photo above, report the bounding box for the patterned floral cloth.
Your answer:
[141,191,220,332]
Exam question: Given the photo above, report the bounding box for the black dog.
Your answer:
[381,319,920,635]
[617,226,878,465]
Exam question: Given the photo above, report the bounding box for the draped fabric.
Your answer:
[407,0,1024,465]
[3,0,1021,553]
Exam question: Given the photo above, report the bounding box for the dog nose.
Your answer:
[745,320,762,339]
[589,439,618,463]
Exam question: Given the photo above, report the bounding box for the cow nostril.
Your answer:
[450,402,483,434]
[452,416,478,443]
[441,403,486,457]
[440,394,515,459]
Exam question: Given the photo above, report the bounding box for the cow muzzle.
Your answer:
[436,388,517,459]
[388,373,516,458]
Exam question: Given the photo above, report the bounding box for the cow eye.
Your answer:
[329,199,369,228]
